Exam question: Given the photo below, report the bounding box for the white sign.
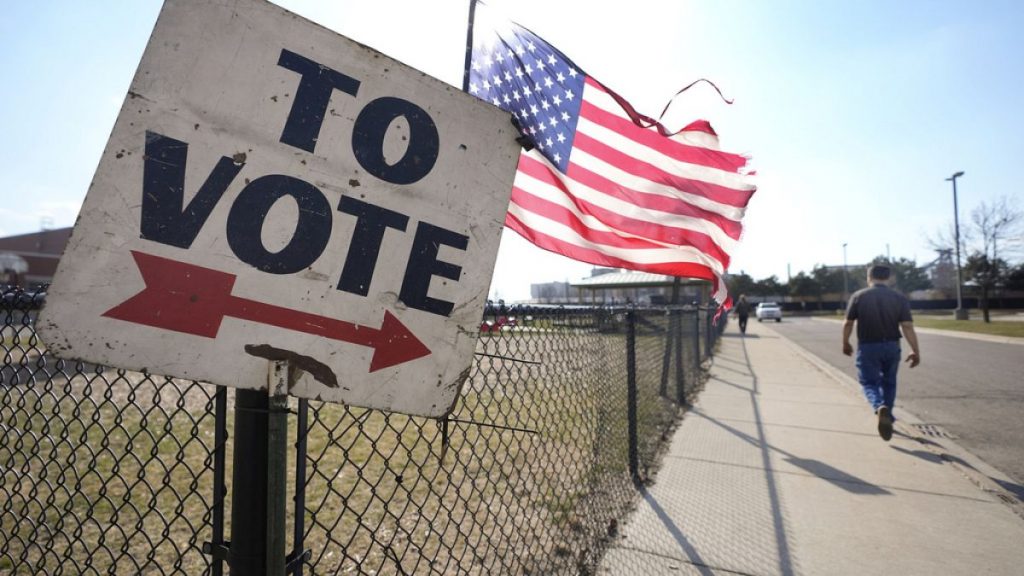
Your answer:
[37,0,519,417]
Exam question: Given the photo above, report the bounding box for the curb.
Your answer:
[765,323,1024,521]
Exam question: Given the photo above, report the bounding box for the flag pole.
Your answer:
[462,0,479,91]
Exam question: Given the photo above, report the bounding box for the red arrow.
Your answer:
[102,251,431,372]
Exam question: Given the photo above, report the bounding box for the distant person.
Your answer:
[842,265,921,441]
[735,295,751,334]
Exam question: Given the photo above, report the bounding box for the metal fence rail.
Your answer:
[1,287,723,575]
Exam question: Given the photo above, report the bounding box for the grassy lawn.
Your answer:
[910,316,1024,338]
[299,327,667,574]
[0,372,219,574]
[819,313,1024,338]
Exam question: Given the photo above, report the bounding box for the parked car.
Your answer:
[1,289,46,310]
[756,302,782,322]
[480,315,516,333]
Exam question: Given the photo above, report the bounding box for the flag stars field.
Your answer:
[470,26,585,171]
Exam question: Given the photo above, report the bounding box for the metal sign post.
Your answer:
[229,388,270,575]
[226,363,292,576]
[267,361,289,576]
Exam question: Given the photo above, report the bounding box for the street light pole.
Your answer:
[946,171,968,320]
[842,242,849,310]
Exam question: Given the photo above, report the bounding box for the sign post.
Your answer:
[230,388,270,575]
[266,362,289,576]
[36,0,520,572]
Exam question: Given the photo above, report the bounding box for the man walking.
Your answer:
[735,295,751,335]
[842,265,921,441]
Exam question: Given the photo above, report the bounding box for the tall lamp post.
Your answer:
[842,242,849,310]
[946,171,968,320]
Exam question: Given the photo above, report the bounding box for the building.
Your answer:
[570,269,710,305]
[0,227,72,287]
[530,281,572,304]
[922,249,957,297]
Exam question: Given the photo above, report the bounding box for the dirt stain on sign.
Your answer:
[244,344,339,390]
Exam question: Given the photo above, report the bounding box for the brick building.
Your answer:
[0,227,72,287]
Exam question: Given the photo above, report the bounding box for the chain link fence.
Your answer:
[2,287,723,575]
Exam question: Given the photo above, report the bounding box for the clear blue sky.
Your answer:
[2,0,1022,301]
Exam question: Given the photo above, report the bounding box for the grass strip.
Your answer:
[818,314,1024,338]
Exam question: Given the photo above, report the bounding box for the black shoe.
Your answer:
[877,406,894,441]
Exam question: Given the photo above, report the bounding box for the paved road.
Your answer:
[765,317,1024,500]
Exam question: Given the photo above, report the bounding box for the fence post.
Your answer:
[214,388,229,566]
[674,309,685,405]
[705,310,714,359]
[626,310,639,484]
[659,310,672,398]
[206,386,229,576]
[292,399,310,575]
[267,361,289,576]
[692,309,701,373]
[230,388,270,575]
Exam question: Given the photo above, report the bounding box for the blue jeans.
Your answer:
[856,341,901,413]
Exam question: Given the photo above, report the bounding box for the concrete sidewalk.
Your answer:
[599,319,1024,575]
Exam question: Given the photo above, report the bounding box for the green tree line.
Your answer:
[728,257,1024,303]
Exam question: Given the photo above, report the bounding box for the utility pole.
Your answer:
[946,171,968,320]
[842,242,849,310]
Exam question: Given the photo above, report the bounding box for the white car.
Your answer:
[756,302,782,322]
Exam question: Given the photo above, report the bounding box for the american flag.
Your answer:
[466,1,756,307]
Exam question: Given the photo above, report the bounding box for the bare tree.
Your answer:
[928,196,1022,301]
[971,196,1023,263]
[955,197,1024,322]
[926,222,973,260]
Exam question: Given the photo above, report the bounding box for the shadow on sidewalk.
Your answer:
[889,445,944,465]
[704,336,893,495]
[663,331,894,576]
[694,411,892,496]
[754,333,888,493]
[714,334,802,576]
[639,487,716,576]
[893,442,1024,503]
[995,479,1024,503]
